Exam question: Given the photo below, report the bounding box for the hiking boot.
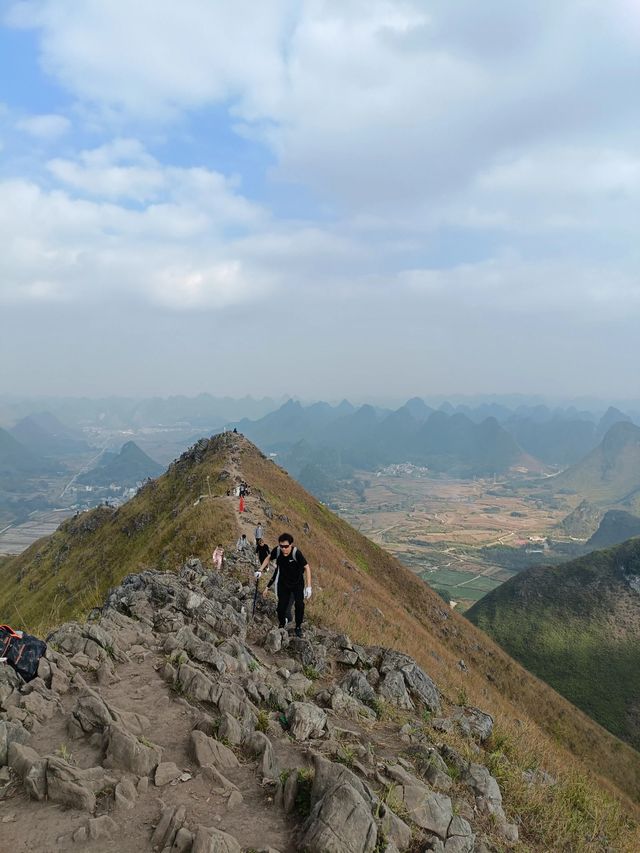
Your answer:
[294,627,302,638]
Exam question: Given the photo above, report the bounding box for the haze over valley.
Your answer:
[4,393,640,612]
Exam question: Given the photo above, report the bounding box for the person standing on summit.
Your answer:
[257,533,311,637]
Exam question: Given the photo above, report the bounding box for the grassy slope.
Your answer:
[1,433,639,849]
[0,435,236,634]
[240,441,640,849]
[467,542,640,750]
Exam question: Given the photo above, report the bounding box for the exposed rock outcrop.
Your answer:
[0,559,518,851]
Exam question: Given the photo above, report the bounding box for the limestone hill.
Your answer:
[550,421,640,511]
[76,441,163,488]
[0,426,54,490]
[467,539,640,751]
[10,411,91,457]
[587,509,640,550]
[1,433,640,850]
[239,402,538,477]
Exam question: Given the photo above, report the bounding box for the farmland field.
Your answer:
[329,471,580,610]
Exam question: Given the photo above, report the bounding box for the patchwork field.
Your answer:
[330,473,578,610]
[0,509,77,555]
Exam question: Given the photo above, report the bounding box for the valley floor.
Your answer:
[329,472,581,609]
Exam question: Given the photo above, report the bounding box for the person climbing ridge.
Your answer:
[212,544,224,571]
[257,532,311,637]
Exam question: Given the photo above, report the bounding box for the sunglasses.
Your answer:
[279,543,292,549]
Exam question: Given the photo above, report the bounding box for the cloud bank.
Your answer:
[1,0,639,397]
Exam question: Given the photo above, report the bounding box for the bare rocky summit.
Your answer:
[0,557,518,852]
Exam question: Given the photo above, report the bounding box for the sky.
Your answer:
[1,0,640,401]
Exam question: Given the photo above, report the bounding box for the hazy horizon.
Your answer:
[2,3,640,400]
[2,389,640,415]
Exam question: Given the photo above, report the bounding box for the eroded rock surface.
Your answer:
[0,556,516,851]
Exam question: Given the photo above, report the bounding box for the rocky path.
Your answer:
[1,552,519,852]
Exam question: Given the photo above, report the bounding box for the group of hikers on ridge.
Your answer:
[215,521,312,638]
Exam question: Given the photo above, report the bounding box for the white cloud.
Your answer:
[2,1,640,398]
[400,255,640,322]
[0,169,273,310]
[7,0,640,215]
[46,140,265,231]
[16,112,70,139]
[478,148,640,197]
[6,0,289,120]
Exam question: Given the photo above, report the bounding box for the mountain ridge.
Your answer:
[1,432,640,839]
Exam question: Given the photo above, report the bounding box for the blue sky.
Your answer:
[1,1,640,400]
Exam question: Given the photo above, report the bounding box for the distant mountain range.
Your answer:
[2,394,638,469]
[10,411,91,457]
[77,441,163,487]
[0,394,284,431]
[467,537,640,749]
[236,399,545,482]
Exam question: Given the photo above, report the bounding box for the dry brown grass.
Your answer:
[241,439,640,850]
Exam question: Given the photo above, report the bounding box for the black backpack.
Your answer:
[0,624,47,683]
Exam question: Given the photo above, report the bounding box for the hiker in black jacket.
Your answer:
[257,532,311,637]
[255,538,270,566]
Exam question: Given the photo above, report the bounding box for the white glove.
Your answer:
[304,586,312,600]
[254,571,262,580]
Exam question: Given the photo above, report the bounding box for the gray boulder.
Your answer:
[301,779,378,853]
[339,670,377,706]
[379,670,414,710]
[317,686,376,721]
[155,761,182,786]
[0,720,29,766]
[244,730,278,780]
[191,825,242,853]
[190,730,239,770]
[8,742,47,800]
[452,706,493,742]
[286,702,327,741]
[380,651,440,712]
[288,637,328,673]
[445,815,475,852]
[385,764,454,837]
[46,756,115,812]
[151,804,187,850]
[218,712,243,746]
[103,723,161,775]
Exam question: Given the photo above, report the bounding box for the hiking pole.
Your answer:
[252,575,260,618]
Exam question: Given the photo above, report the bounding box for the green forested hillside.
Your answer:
[468,539,640,749]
